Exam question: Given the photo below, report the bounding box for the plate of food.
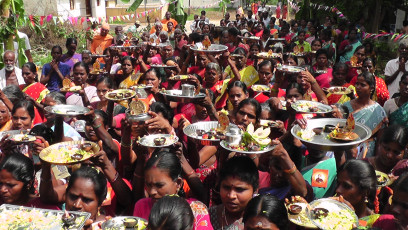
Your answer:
[260,120,280,128]
[291,100,333,114]
[375,170,392,187]
[242,36,260,41]
[256,51,281,60]
[251,84,270,92]
[0,204,91,230]
[168,75,190,81]
[9,134,36,143]
[184,110,236,145]
[138,134,179,148]
[306,198,358,230]
[276,65,305,73]
[220,123,276,154]
[105,89,136,101]
[150,64,175,68]
[109,45,138,52]
[60,85,82,93]
[291,118,372,151]
[268,37,286,42]
[44,105,90,117]
[159,89,205,103]
[286,196,317,229]
[327,87,352,95]
[190,44,228,54]
[39,141,99,165]
[101,216,147,230]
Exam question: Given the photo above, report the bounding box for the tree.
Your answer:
[0,0,42,68]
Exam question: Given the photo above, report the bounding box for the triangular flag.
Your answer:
[68,16,73,25]
[46,14,53,22]
[81,17,86,25]
[29,15,35,27]
[40,16,45,25]
[125,15,130,20]
[98,17,102,23]
[52,16,57,25]
[142,12,146,17]
[131,14,135,18]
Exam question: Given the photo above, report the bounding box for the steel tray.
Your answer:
[44,105,90,117]
[291,118,372,151]
[160,90,205,103]
[183,121,237,146]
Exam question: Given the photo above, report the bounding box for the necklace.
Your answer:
[222,206,229,229]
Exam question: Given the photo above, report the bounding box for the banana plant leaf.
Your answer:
[124,0,144,12]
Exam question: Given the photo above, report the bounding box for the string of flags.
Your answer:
[25,0,178,26]
[287,1,407,42]
[25,0,227,27]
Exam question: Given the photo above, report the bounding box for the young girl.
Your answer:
[209,156,259,230]
[133,150,213,230]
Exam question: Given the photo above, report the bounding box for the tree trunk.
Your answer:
[1,0,14,51]
[370,0,383,33]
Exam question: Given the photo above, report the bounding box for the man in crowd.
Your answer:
[150,22,163,43]
[0,50,24,90]
[161,11,178,32]
[385,39,408,97]
[91,23,113,54]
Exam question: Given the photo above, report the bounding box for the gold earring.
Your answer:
[365,196,368,203]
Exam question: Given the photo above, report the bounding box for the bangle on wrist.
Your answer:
[283,164,297,174]
[93,123,102,129]
[121,141,132,148]
[186,169,195,177]
[110,172,120,183]
[133,173,143,178]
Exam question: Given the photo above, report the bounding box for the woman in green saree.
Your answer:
[383,73,408,127]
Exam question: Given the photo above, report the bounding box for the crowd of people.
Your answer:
[1,4,408,230]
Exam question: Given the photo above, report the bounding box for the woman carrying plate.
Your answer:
[365,125,408,174]
[40,148,132,229]
[350,58,390,106]
[384,73,408,127]
[0,152,61,209]
[296,70,328,104]
[326,62,356,105]
[336,71,386,158]
[227,81,249,113]
[65,62,100,107]
[223,48,259,88]
[202,61,241,110]
[117,56,148,89]
[312,49,333,89]
[21,62,50,104]
[253,60,286,104]
[132,150,212,230]
[335,160,385,227]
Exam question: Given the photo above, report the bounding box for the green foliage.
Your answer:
[124,0,144,12]
[219,0,231,14]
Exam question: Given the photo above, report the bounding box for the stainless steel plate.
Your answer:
[0,204,91,230]
[39,140,99,165]
[277,65,305,73]
[138,134,179,148]
[183,121,237,145]
[160,90,205,103]
[101,216,147,230]
[291,118,372,151]
[306,198,358,230]
[190,44,228,53]
[287,202,317,228]
[251,84,270,92]
[327,86,352,95]
[44,105,90,116]
[105,89,136,101]
[291,100,333,114]
[220,140,276,155]
[9,134,36,143]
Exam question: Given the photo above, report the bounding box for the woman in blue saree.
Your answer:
[340,72,386,158]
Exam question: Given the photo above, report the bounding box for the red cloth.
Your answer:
[188,66,206,79]
[315,68,333,89]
